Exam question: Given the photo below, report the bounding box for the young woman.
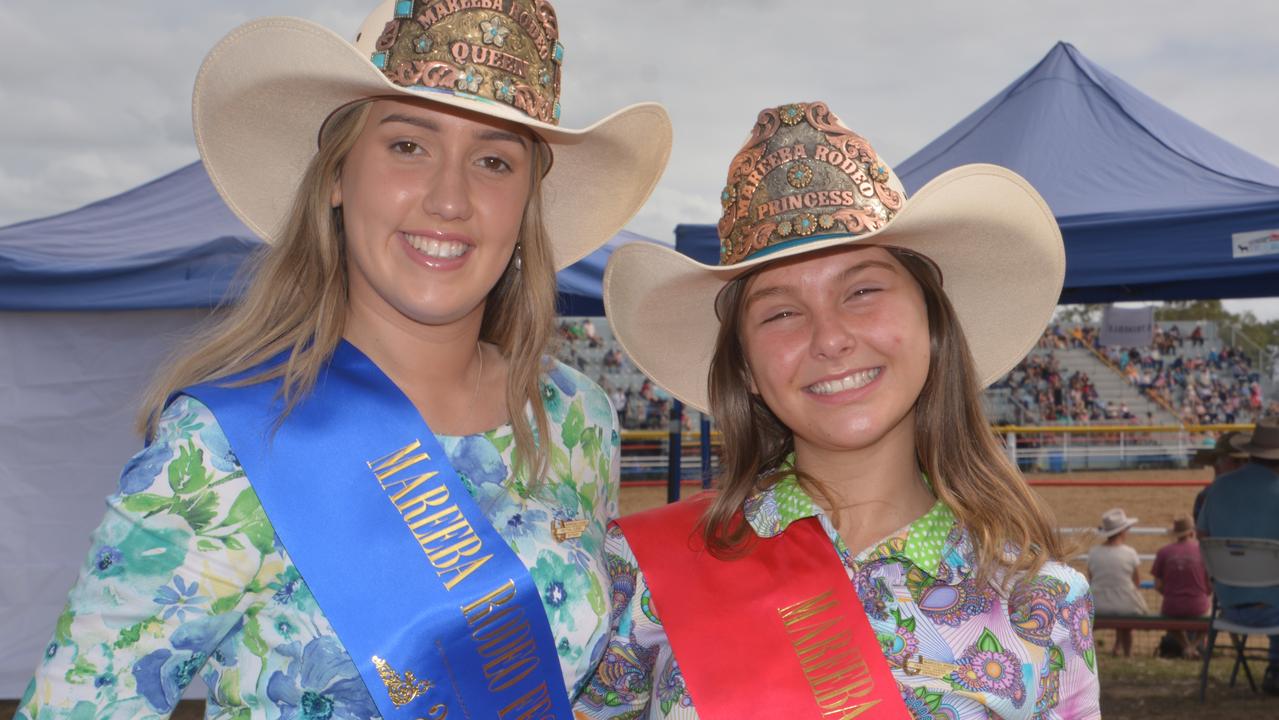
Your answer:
[19,2,670,718]
[576,102,1099,719]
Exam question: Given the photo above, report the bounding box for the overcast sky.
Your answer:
[3,1,1277,317]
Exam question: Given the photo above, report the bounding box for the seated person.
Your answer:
[1192,431,1250,520]
[1151,514,1212,658]
[1088,508,1149,657]
[1197,418,1279,695]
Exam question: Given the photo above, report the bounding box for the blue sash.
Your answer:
[184,341,571,720]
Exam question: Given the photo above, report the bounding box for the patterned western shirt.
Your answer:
[575,475,1100,719]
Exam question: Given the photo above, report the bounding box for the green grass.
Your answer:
[1099,651,1276,718]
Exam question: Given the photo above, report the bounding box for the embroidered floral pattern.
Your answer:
[917,576,993,627]
[20,361,620,719]
[948,630,1027,708]
[1010,576,1068,647]
[1059,593,1097,671]
[576,477,1098,719]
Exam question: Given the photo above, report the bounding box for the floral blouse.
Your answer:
[575,476,1100,720]
[19,361,620,720]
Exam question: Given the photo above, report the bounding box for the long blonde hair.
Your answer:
[703,247,1065,584]
[138,100,557,480]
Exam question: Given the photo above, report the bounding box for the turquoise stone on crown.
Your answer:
[394,0,414,18]
[371,51,389,69]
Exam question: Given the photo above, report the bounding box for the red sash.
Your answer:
[615,493,910,719]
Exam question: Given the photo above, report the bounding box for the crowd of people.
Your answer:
[1097,326,1265,425]
[556,320,680,430]
[994,322,1271,427]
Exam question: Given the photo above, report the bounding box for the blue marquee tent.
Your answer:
[0,162,258,310]
[675,42,1279,302]
[0,160,641,312]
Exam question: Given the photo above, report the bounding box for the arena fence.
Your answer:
[619,423,1251,484]
[992,423,1253,472]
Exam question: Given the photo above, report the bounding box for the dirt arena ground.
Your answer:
[5,469,1270,719]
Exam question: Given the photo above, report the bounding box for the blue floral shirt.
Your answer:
[575,477,1101,719]
[19,361,619,719]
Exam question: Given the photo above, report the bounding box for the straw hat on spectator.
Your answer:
[1098,508,1138,539]
[1229,417,1279,459]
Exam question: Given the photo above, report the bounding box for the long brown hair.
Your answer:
[704,247,1065,585]
[138,99,557,481]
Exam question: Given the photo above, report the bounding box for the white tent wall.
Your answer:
[0,309,212,697]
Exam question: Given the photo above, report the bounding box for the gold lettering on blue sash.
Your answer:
[462,578,545,693]
[497,682,555,719]
[368,441,555,717]
[778,590,881,719]
[371,440,495,591]
[370,440,432,482]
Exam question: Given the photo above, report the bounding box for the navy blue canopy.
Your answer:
[675,42,1279,303]
[0,162,260,310]
[0,161,644,312]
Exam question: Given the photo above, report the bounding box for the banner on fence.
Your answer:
[1100,305,1155,347]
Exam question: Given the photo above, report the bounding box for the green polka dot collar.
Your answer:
[743,460,957,576]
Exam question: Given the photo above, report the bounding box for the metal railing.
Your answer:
[991,423,1252,471]
[618,424,1252,481]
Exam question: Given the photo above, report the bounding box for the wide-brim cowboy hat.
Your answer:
[604,107,1063,413]
[1098,508,1138,539]
[1191,430,1250,467]
[193,0,671,269]
[1230,417,1279,459]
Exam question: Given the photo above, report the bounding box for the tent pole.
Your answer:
[667,400,684,504]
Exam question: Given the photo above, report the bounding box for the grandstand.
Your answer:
[560,316,1274,434]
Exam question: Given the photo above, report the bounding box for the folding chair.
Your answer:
[1198,537,1279,701]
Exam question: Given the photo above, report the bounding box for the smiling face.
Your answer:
[738,245,932,457]
[332,98,536,330]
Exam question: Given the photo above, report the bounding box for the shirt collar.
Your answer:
[742,460,965,581]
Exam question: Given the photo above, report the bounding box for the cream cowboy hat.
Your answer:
[1098,508,1138,539]
[603,101,1064,413]
[193,0,671,269]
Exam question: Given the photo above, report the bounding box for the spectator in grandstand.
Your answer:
[578,101,1099,717]
[1196,418,1279,694]
[1150,514,1212,658]
[582,317,602,348]
[1087,508,1149,657]
[1190,322,1205,347]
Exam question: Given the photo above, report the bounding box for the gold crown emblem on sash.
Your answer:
[372,655,434,708]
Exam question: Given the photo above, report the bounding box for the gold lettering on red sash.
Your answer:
[779,590,882,719]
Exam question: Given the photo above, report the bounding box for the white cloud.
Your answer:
[1,0,1277,309]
